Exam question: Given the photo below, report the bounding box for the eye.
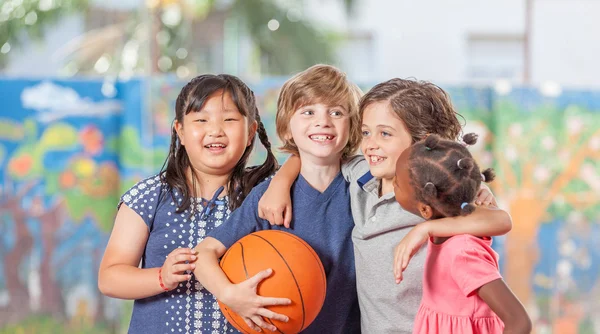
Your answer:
[381,131,391,137]
[194,118,208,123]
[301,110,314,115]
[224,118,239,122]
[330,110,343,117]
[361,130,370,137]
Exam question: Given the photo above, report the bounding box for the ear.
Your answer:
[175,120,185,146]
[247,120,258,147]
[417,202,434,220]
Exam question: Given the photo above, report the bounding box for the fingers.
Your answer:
[258,296,292,307]
[394,246,403,283]
[168,247,196,259]
[257,308,289,322]
[283,205,292,229]
[272,209,284,226]
[243,318,262,332]
[257,206,266,220]
[173,253,197,263]
[170,273,192,283]
[172,263,196,274]
[247,268,273,286]
[251,316,276,332]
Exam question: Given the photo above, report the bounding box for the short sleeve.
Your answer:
[118,175,164,229]
[341,155,369,182]
[450,242,502,297]
[208,183,271,249]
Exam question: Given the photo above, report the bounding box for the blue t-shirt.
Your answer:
[209,172,361,333]
[119,174,239,334]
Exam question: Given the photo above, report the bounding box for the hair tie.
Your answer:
[481,173,486,182]
[425,146,432,151]
[461,202,469,209]
[457,159,463,169]
[425,182,434,187]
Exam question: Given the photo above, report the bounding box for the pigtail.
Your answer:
[423,134,441,151]
[462,133,478,146]
[481,168,496,183]
[230,109,279,210]
[460,202,476,216]
[456,158,474,170]
[422,182,438,200]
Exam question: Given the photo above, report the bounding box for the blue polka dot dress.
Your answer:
[120,174,239,334]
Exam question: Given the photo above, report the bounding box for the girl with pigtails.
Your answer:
[98,74,277,333]
[393,133,531,334]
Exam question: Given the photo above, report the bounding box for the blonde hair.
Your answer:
[276,64,363,159]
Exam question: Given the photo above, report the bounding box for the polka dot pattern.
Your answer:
[120,174,238,333]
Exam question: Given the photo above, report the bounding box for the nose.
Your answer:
[207,119,225,137]
[363,135,378,151]
[314,112,333,128]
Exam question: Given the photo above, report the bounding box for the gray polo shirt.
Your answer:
[342,155,426,334]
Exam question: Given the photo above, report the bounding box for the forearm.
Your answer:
[503,318,533,334]
[424,206,512,238]
[192,247,233,300]
[98,265,165,300]
[273,155,301,187]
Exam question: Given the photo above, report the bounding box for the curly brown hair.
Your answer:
[359,78,463,143]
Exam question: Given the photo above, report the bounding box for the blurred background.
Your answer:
[0,0,599,333]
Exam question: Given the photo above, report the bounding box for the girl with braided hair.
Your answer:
[393,133,531,334]
[98,74,278,333]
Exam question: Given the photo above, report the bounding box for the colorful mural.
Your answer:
[0,78,598,333]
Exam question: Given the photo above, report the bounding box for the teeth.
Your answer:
[370,156,384,163]
[310,135,333,141]
[206,143,225,148]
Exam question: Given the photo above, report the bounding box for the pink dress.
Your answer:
[413,235,505,334]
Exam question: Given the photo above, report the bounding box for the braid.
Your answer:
[226,86,279,210]
[407,133,494,217]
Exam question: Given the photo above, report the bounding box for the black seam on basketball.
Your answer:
[265,318,285,334]
[250,234,306,331]
[223,307,251,334]
[264,231,327,302]
[240,242,249,279]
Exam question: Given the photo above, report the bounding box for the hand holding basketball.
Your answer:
[220,268,291,332]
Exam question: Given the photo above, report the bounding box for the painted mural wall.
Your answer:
[0,78,598,333]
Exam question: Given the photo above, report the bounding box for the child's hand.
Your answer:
[258,184,293,228]
[393,224,429,283]
[221,268,291,332]
[160,248,197,290]
[475,183,497,207]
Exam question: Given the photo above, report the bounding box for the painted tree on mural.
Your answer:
[2,120,122,325]
[490,95,600,317]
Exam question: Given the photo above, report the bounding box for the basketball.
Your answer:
[218,230,327,333]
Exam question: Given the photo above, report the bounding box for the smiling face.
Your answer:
[286,103,350,165]
[175,90,257,176]
[360,101,413,181]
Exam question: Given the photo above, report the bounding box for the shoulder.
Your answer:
[445,235,498,264]
[341,155,369,182]
[120,174,169,207]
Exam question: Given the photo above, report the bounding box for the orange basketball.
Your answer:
[218,230,327,333]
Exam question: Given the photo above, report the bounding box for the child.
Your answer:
[192,64,363,333]
[98,74,278,333]
[258,78,512,333]
[394,133,531,333]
